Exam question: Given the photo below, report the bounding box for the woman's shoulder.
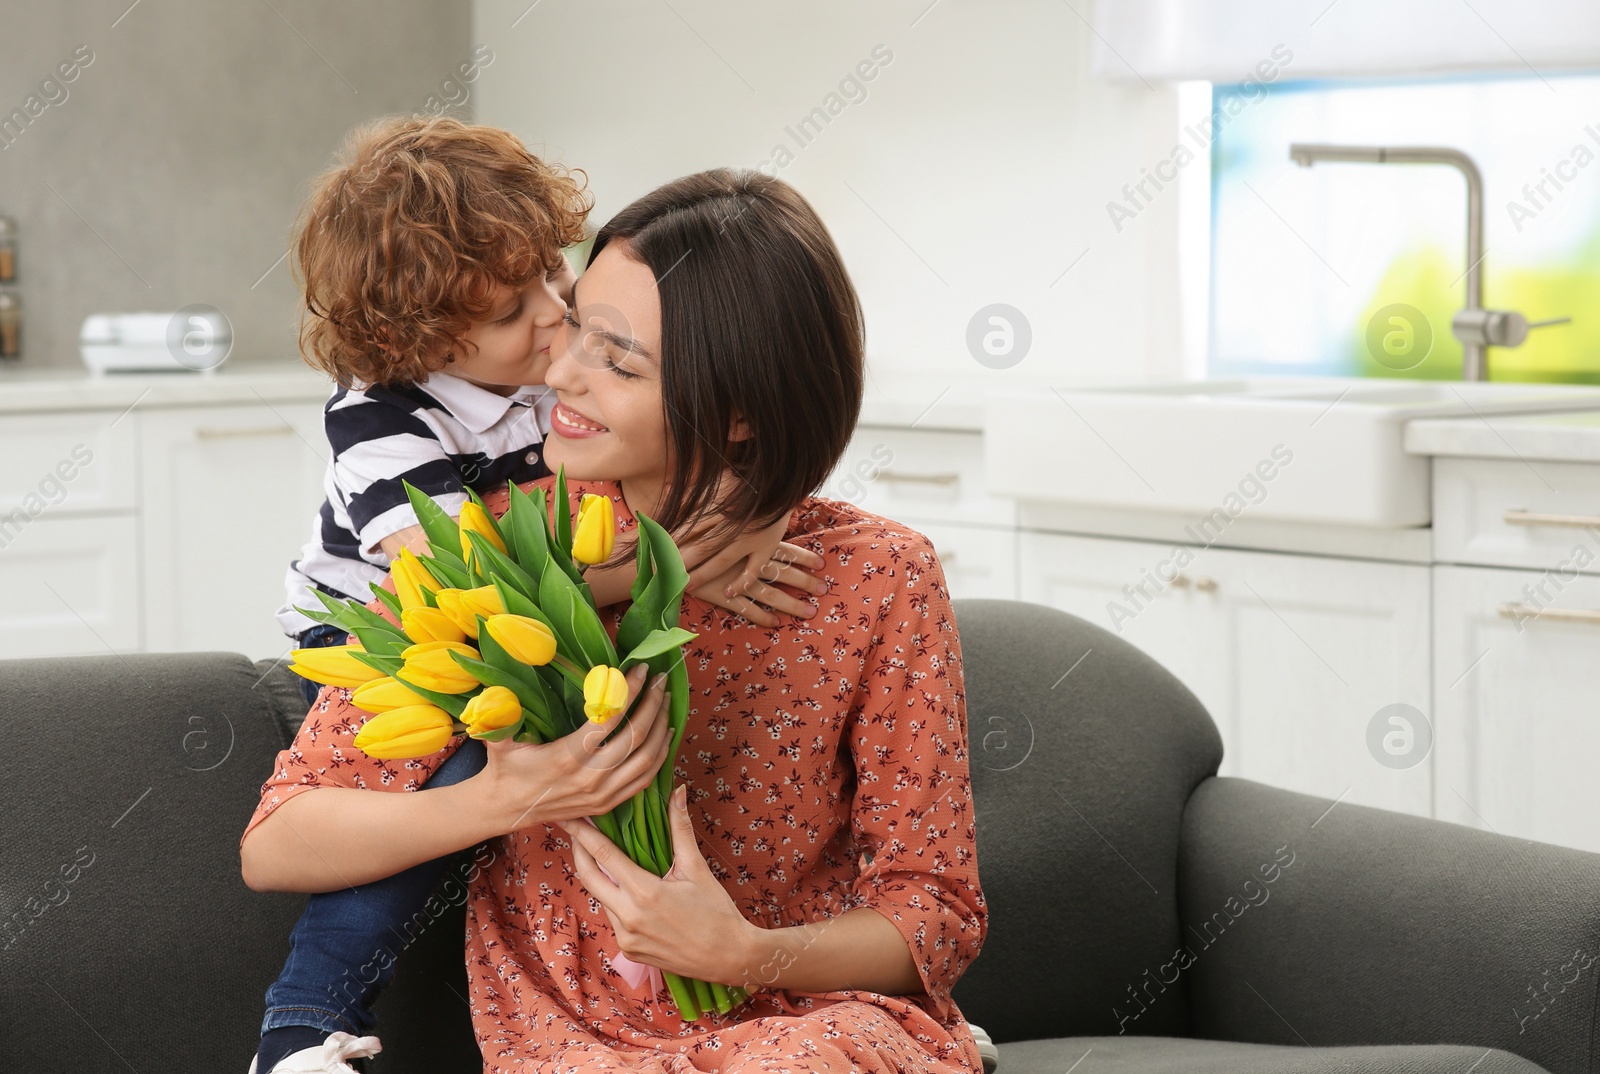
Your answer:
[789,496,943,570]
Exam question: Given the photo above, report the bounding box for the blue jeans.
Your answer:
[260,734,489,1037]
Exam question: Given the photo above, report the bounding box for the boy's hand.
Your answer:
[682,515,827,628]
[376,523,432,562]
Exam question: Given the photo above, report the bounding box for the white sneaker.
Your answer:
[966,1022,999,1074]
[246,1032,383,1073]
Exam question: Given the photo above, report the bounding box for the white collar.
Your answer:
[417,372,553,435]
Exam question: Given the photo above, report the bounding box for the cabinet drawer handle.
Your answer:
[877,470,959,487]
[1503,509,1600,529]
[1171,574,1218,592]
[1498,602,1600,626]
[194,424,295,440]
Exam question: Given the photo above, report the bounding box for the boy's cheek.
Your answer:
[526,348,553,386]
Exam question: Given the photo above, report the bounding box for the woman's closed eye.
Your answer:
[565,308,643,380]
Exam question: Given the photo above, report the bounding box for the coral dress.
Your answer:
[243,480,988,1074]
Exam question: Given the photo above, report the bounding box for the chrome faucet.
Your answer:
[1288,143,1568,381]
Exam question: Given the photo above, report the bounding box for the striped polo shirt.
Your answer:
[277,371,555,637]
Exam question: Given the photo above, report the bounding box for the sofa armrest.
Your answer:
[1177,777,1600,1074]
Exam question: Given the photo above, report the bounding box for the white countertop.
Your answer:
[0,361,332,414]
[0,361,1004,428]
[1406,409,1600,463]
[857,372,988,431]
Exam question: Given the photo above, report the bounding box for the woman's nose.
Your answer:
[544,327,583,392]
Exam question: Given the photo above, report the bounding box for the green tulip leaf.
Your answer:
[414,547,473,592]
[402,480,464,559]
[622,627,699,667]
[488,572,555,629]
[348,623,410,658]
[553,466,573,557]
[464,530,540,597]
[504,482,552,587]
[367,583,403,621]
[471,721,522,743]
[543,573,618,668]
[348,651,402,678]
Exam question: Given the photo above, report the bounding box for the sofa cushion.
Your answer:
[996,1035,1550,1074]
[951,600,1225,1044]
[0,651,307,1070]
[1179,777,1600,1074]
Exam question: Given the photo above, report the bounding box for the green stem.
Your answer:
[664,971,699,1021]
[549,652,590,690]
[690,977,716,1018]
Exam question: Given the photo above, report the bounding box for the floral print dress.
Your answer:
[243,480,987,1074]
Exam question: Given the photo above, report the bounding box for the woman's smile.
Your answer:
[551,401,610,438]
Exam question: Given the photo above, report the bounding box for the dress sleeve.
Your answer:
[240,585,465,847]
[844,530,988,1023]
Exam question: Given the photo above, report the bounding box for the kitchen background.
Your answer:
[3,0,1597,855]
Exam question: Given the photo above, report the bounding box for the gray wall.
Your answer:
[0,0,471,369]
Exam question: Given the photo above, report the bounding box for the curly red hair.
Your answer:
[292,115,591,387]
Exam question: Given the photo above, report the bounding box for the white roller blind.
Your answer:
[1091,0,1600,83]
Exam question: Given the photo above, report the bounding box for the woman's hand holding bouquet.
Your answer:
[287,470,749,1021]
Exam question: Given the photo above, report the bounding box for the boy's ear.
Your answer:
[729,411,753,442]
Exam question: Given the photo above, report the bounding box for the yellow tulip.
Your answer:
[352,704,454,759]
[459,501,506,571]
[571,494,616,566]
[398,640,482,694]
[287,643,383,689]
[483,614,557,667]
[351,675,430,713]
[460,685,523,736]
[435,586,506,639]
[401,605,467,645]
[391,548,434,613]
[583,665,629,723]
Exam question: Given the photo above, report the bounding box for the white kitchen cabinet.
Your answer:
[913,520,1018,601]
[1019,531,1433,817]
[0,514,141,658]
[139,403,329,661]
[1433,564,1600,854]
[1433,457,1600,574]
[0,411,139,516]
[824,426,1015,529]
[822,426,1017,602]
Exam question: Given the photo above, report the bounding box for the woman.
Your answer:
[241,168,986,1074]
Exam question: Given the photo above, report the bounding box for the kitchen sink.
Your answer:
[983,378,1600,527]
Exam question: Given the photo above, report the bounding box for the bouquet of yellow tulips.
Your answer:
[287,469,748,1021]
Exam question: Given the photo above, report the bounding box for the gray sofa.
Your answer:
[2,600,1596,1072]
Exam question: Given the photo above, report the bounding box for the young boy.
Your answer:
[277,116,586,705]
[258,117,826,1074]
[260,114,589,1074]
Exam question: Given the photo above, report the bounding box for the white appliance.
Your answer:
[80,310,232,373]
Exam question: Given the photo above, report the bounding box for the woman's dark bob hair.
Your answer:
[588,168,864,543]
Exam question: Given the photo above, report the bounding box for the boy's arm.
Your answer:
[328,392,467,562]
[377,523,432,561]
[584,515,828,626]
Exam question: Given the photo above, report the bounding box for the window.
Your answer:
[1208,73,1600,382]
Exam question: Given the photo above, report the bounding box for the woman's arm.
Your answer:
[730,906,922,995]
[240,771,506,893]
[241,668,672,893]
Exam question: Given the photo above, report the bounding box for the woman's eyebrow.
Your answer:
[571,279,658,362]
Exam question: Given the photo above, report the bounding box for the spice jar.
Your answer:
[0,217,15,283]
[0,291,20,359]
